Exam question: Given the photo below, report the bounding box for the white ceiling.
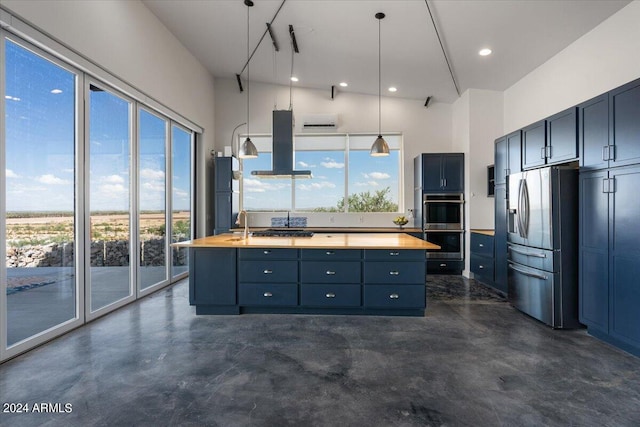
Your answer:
[142,0,630,103]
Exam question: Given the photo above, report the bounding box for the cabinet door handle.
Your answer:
[263,269,273,274]
[541,147,546,160]
[263,250,271,254]
[479,265,484,269]
[263,292,273,297]
[547,145,552,159]
[440,263,447,267]
[602,145,608,162]
[389,271,399,276]
[325,251,335,255]
[443,178,447,187]
[389,293,399,299]
[325,293,336,298]
[389,251,400,256]
[326,270,336,275]
[478,243,484,247]
[609,145,615,161]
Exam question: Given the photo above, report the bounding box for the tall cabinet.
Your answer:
[213,156,240,235]
[578,77,640,357]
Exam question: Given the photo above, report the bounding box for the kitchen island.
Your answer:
[174,233,439,316]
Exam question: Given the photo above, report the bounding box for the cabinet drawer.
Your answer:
[364,285,425,309]
[300,249,361,260]
[300,284,361,307]
[426,260,464,273]
[364,262,425,284]
[364,249,425,261]
[470,253,495,279]
[470,233,494,256]
[238,260,298,283]
[238,283,298,306]
[239,248,298,260]
[300,261,361,284]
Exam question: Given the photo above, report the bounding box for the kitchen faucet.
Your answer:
[236,210,249,239]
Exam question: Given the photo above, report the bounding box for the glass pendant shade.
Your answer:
[370,134,389,156]
[240,136,258,158]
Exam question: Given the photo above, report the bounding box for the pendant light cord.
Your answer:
[378,16,381,137]
[246,3,250,137]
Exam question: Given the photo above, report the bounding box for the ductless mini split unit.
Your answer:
[301,114,338,132]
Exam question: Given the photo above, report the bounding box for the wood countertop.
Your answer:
[174,233,440,250]
[230,227,423,233]
[470,229,495,236]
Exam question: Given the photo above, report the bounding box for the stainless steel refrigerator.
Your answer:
[507,166,580,328]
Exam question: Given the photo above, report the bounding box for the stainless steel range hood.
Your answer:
[251,110,312,179]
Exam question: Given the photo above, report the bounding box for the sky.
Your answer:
[4,40,191,213]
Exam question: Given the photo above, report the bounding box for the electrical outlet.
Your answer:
[330,216,335,223]
[359,215,364,223]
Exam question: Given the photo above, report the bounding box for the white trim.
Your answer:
[0,6,203,134]
[0,29,7,359]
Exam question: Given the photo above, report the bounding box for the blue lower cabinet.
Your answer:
[364,262,425,284]
[238,283,298,306]
[364,285,426,309]
[300,284,361,307]
[300,261,361,284]
[364,249,425,261]
[238,260,298,283]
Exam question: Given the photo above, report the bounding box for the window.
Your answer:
[241,133,402,213]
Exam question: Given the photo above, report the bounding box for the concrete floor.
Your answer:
[1,277,639,426]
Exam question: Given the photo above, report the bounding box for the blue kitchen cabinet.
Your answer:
[189,248,237,310]
[579,165,640,357]
[610,78,640,168]
[299,249,362,308]
[213,156,239,234]
[419,153,464,193]
[470,232,495,289]
[493,185,508,294]
[238,248,298,307]
[579,93,609,171]
[546,107,578,165]
[494,131,521,186]
[522,120,547,170]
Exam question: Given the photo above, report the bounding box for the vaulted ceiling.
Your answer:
[143,0,630,103]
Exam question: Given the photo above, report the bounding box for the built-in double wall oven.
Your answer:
[423,194,464,260]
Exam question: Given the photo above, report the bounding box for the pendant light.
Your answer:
[370,12,389,157]
[240,0,258,158]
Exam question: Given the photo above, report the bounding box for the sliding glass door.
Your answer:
[171,125,192,279]
[87,83,134,314]
[3,39,81,348]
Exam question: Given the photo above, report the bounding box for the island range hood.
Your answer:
[251,110,312,179]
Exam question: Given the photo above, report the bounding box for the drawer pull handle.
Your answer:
[389,251,400,256]
[390,293,399,299]
[263,292,273,297]
[389,271,399,276]
[440,263,447,267]
[326,270,336,275]
[479,265,484,269]
[263,250,271,254]
[326,251,335,255]
[479,243,484,247]
[325,293,336,298]
[263,269,273,274]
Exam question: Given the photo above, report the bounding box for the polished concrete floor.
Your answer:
[1,276,639,426]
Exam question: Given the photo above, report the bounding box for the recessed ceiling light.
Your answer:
[388,87,397,93]
[290,76,299,82]
[51,89,63,94]
[479,48,492,56]
[339,82,348,87]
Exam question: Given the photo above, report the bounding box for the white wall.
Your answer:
[452,89,503,276]
[504,0,640,133]
[214,77,453,227]
[2,0,216,237]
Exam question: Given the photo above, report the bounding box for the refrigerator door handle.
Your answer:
[508,244,547,258]
[521,179,530,238]
[508,263,548,280]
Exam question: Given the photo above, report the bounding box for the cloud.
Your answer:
[173,189,189,198]
[143,182,165,192]
[6,169,20,178]
[320,159,345,169]
[298,181,337,191]
[355,181,379,187]
[62,168,74,174]
[298,161,315,168]
[140,168,165,180]
[99,183,127,195]
[37,174,71,185]
[101,175,125,184]
[364,172,390,180]
[243,178,289,193]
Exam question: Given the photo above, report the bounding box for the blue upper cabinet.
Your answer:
[546,107,578,165]
[420,153,464,193]
[494,136,507,185]
[610,78,640,168]
[495,131,522,186]
[522,119,547,169]
[579,93,609,171]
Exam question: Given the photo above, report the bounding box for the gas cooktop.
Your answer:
[251,229,314,238]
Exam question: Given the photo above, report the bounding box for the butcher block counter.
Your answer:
[175,233,439,316]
